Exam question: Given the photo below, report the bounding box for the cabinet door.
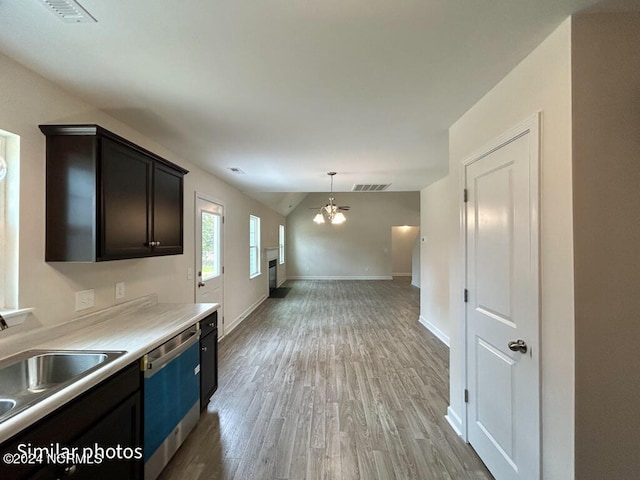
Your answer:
[28,393,142,480]
[63,392,142,480]
[99,138,152,260]
[152,163,184,255]
[200,330,218,410]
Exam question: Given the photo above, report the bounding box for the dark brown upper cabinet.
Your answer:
[40,124,188,262]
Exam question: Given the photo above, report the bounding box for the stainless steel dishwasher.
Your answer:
[141,325,201,480]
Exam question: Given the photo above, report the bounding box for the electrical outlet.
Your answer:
[115,282,125,299]
[75,289,95,311]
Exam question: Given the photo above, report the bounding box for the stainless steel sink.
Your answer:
[0,350,126,424]
[0,399,15,416]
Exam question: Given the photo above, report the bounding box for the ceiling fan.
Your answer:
[310,172,350,224]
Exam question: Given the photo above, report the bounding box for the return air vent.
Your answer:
[38,0,97,23]
[352,183,391,192]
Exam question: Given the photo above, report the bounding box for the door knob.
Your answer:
[508,339,528,354]
[198,281,205,288]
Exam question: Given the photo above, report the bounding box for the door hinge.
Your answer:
[222,216,225,224]
[464,389,469,403]
[464,289,468,303]
[463,189,468,203]
[222,266,224,274]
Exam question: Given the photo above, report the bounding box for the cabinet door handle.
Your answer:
[208,322,215,327]
[60,464,77,477]
[202,346,208,352]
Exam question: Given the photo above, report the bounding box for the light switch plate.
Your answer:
[75,289,95,311]
[115,282,125,299]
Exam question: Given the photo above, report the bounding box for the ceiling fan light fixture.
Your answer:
[312,172,348,225]
[332,212,346,224]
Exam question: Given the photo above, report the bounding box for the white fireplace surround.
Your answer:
[265,247,279,261]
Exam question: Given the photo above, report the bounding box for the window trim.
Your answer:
[249,215,261,278]
[0,129,23,325]
[0,135,6,309]
[279,224,285,265]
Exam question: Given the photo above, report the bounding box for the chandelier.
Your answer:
[312,172,350,224]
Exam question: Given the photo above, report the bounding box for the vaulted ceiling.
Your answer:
[0,0,635,214]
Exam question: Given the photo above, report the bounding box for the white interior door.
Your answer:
[464,116,540,480]
[196,193,224,337]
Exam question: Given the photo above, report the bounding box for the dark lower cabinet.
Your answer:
[0,363,142,480]
[200,312,218,411]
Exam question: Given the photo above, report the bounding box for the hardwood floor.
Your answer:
[159,279,492,480]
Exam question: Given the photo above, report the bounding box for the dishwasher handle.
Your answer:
[143,326,200,377]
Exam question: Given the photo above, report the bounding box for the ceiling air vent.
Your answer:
[352,183,391,192]
[38,0,97,23]
[228,167,246,174]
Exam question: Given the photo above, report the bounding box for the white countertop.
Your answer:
[0,295,219,444]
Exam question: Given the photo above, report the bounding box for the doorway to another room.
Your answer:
[391,225,420,287]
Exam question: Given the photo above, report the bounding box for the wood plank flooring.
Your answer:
[159,279,492,480]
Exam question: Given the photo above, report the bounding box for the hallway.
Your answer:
[160,279,491,479]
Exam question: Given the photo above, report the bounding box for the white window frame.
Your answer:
[0,135,6,309]
[249,215,261,278]
[0,129,30,327]
[279,224,285,265]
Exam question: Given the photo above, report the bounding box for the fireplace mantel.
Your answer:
[265,246,279,261]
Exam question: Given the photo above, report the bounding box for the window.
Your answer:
[279,224,285,264]
[249,215,261,278]
[0,129,20,316]
[201,210,221,280]
[0,135,6,308]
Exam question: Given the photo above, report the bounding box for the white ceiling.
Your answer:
[0,0,637,214]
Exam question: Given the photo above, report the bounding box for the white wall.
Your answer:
[0,52,284,336]
[287,192,419,279]
[572,13,640,480]
[419,175,455,346]
[410,234,420,288]
[421,19,574,479]
[391,226,419,276]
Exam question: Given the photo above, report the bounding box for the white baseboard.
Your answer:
[277,277,288,288]
[445,406,464,437]
[392,272,411,277]
[287,275,393,280]
[418,315,450,347]
[223,294,267,337]
[411,280,420,288]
